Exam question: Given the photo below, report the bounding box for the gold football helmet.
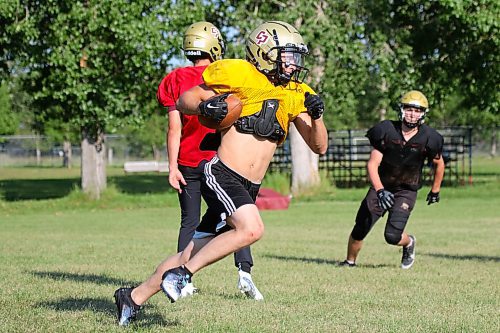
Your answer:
[399,90,429,127]
[183,22,225,62]
[246,21,309,85]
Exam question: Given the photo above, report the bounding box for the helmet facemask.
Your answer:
[267,45,309,85]
[398,90,429,128]
[399,104,428,128]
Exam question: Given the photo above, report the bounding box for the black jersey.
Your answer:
[366,120,443,191]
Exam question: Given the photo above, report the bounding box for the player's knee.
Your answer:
[384,231,402,245]
[245,218,264,243]
[384,211,409,245]
[351,215,376,241]
[231,205,264,244]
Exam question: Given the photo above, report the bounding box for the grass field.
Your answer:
[0,157,499,332]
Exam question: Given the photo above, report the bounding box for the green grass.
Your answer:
[0,157,499,332]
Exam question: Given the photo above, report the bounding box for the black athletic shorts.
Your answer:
[194,156,261,239]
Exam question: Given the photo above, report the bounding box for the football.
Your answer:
[198,94,243,130]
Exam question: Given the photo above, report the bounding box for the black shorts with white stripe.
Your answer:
[194,156,260,238]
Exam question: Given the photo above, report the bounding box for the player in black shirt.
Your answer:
[340,90,445,269]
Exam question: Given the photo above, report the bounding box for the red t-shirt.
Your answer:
[157,66,216,167]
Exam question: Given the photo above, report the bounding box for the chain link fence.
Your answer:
[0,134,166,168]
[0,126,490,187]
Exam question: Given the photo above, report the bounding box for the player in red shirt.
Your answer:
[113,22,262,326]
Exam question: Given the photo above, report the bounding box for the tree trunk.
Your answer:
[490,129,497,157]
[63,140,72,168]
[35,136,41,166]
[81,130,106,199]
[379,78,388,121]
[290,18,323,196]
[379,107,386,121]
[152,144,160,161]
[290,123,320,196]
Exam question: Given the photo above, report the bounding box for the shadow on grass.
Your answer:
[214,290,260,301]
[264,254,392,268]
[0,174,172,201]
[422,252,500,263]
[37,297,176,327]
[32,271,139,287]
[0,178,80,201]
[38,297,115,315]
[264,254,339,265]
[109,174,171,195]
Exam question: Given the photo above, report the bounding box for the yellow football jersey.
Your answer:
[202,59,316,143]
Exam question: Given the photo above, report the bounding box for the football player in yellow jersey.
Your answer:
[113,21,327,323]
[163,20,327,300]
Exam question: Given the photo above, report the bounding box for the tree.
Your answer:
[2,1,212,198]
[2,0,496,195]
[361,0,499,130]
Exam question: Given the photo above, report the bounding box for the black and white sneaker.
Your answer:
[401,235,416,269]
[160,267,190,303]
[114,287,140,326]
[338,260,357,267]
[237,270,264,300]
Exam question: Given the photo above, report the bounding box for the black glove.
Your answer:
[376,189,395,210]
[304,92,324,120]
[426,191,440,205]
[198,93,229,123]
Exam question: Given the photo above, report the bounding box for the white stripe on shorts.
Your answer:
[204,157,237,214]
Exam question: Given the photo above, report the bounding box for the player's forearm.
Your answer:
[309,120,328,155]
[176,90,203,115]
[167,129,181,170]
[367,161,383,191]
[431,157,445,192]
[176,85,216,116]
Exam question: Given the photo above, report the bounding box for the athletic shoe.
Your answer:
[160,267,190,303]
[237,270,264,301]
[114,287,140,326]
[401,235,416,269]
[338,260,357,267]
[180,281,198,298]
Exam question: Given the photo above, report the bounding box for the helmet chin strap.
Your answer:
[277,72,292,85]
[265,66,291,86]
[265,70,289,86]
[403,119,420,128]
